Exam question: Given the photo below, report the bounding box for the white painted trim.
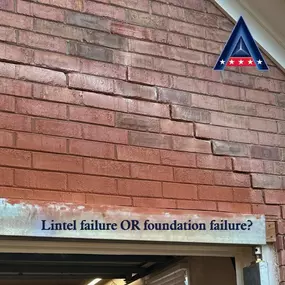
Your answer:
[214,0,285,71]
[262,245,279,285]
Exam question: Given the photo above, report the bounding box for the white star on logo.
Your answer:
[248,59,253,65]
[229,59,234,65]
[220,59,225,65]
[257,59,263,64]
[239,59,244,65]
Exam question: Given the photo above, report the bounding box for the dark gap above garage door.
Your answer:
[0,253,183,284]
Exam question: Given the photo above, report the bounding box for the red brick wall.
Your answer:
[0,0,285,281]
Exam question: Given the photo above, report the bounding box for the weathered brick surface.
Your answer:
[1,1,285,280]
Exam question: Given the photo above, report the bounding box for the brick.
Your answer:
[0,26,16,42]
[0,62,16,78]
[16,98,67,120]
[259,133,285,148]
[228,129,258,144]
[232,158,264,173]
[191,94,224,111]
[214,172,251,187]
[17,65,66,86]
[81,59,126,80]
[131,164,173,181]
[83,92,127,112]
[118,179,162,197]
[233,188,263,203]
[254,77,282,93]
[251,174,283,189]
[0,130,14,147]
[0,148,31,168]
[15,169,66,190]
[127,99,169,118]
[117,145,160,164]
[0,10,33,29]
[33,84,82,104]
[212,141,249,157]
[84,158,130,177]
[69,106,114,126]
[33,153,83,173]
[171,105,211,123]
[197,154,232,170]
[177,200,216,211]
[34,50,81,72]
[252,204,280,217]
[224,100,257,116]
[37,0,83,11]
[218,202,251,214]
[69,139,115,159]
[172,75,208,95]
[277,222,285,235]
[265,190,285,204]
[195,124,228,140]
[0,94,15,112]
[208,82,240,100]
[133,197,176,209]
[111,22,167,43]
[18,31,66,52]
[250,145,281,161]
[110,0,149,11]
[160,120,193,136]
[68,73,113,93]
[169,19,205,38]
[244,89,276,105]
[68,174,116,194]
[85,1,126,21]
[158,88,191,106]
[83,124,128,144]
[173,137,211,153]
[0,43,34,64]
[17,1,65,22]
[34,18,83,40]
[17,133,66,153]
[276,235,284,251]
[187,63,221,82]
[211,112,249,129]
[128,67,170,87]
[163,183,197,199]
[0,167,13,186]
[114,80,157,100]
[249,117,278,133]
[279,122,285,134]
[85,194,131,206]
[198,185,233,201]
[116,113,160,132]
[160,150,196,167]
[68,41,113,62]
[65,11,110,32]
[174,168,214,184]
[277,94,285,107]
[0,78,32,98]
[257,104,284,121]
[129,131,172,149]
[221,71,253,89]
[0,0,14,11]
[126,10,168,30]
[269,162,285,175]
[35,119,82,138]
[0,112,31,132]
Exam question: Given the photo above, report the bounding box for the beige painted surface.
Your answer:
[189,257,236,285]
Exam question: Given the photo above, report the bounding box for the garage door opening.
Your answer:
[0,253,237,285]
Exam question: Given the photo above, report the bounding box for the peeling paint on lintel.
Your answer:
[0,199,266,245]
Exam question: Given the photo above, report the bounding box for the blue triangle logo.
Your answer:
[213,16,269,71]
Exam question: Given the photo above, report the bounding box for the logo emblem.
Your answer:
[214,16,269,71]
